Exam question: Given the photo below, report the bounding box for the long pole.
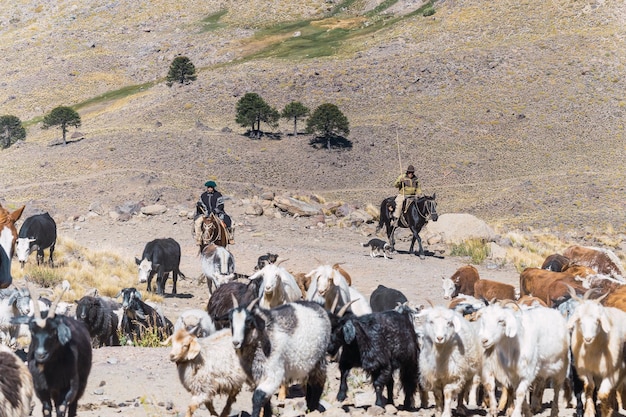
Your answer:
[395,127,402,174]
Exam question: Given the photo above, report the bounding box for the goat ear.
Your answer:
[186,338,202,360]
[504,314,518,338]
[135,257,141,265]
[343,321,356,344]
[600,311,611,333]
[57,322,72,345]
[452,315,462,333]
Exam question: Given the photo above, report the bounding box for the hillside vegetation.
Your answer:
[1,0,625,237]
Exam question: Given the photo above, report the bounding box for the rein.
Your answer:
[416,198,435,221]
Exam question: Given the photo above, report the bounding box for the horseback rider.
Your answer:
[193,180,234,244]
[392,164,422,227]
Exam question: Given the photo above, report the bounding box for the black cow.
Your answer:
[15,212,57,268]
[369,284,408,312]
[135,238,185,295]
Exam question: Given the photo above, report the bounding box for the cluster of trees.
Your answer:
[1,106,81,149]
[1,56,349,151]
[166,56,350,149]
[235,92,350,149]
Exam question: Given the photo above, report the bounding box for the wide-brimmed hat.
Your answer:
[406,165,415,173]
[204,180,217,188]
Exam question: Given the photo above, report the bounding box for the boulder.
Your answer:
[245,203,264,216]
[140,204,167,215]
[422,213,496,244]
[273,196,321,216]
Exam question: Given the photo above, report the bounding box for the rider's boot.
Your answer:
[228,227,235,244]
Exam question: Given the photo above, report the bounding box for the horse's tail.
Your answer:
[378,197,392,230]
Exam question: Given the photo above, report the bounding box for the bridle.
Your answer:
[417,198,437,221]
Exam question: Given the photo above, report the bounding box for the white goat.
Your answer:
[416,306,482,417]
[0,344,34,417]
[248,263,302,309]
[0,288,32,346]
[306,264,351,310]
[174,309,216,338]
[477,303,569,417]
[567,294,626,417]
[166,327,247,417]
[201,244,235,293]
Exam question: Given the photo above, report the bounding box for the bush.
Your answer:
[449,238,489,264]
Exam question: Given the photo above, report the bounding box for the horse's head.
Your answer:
[427,194,438,222]
[0,204,25,289]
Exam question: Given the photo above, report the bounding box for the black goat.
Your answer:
[207,277,263,329]
[369,284,408,312]
[75,295,120,347]
[254,253,279,271]
[13,286,92,417]
[118,288,173,344]
[327,306,420,409]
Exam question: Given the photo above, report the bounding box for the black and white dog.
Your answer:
[361,238,393,259]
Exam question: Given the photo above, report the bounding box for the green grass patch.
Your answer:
[449,238,490,264]
[200,9,228,32]
[25,267,64,288]
[74,82,156,111]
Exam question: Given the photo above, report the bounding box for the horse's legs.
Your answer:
[387,224,396,252]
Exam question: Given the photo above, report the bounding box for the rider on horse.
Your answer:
[392,164,423,228]
[193,180,234,245]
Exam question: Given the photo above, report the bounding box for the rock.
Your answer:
[366,405,384,415]
[140,204,167,215]
[489,242,507,261]
[273,196,322,216]
[244,203,264,216]
[261,191,275,200]
[349,209,374,224]
[89,202,103,215]
[422,213,497,244]
[334,203,353,218]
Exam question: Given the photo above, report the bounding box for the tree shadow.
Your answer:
[309,134,353,150]
[242,130,283,140]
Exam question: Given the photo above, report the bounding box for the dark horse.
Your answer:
[198,212,229,252]
[376,194,438,259]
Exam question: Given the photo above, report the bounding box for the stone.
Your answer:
[422,213,496,244]
[244,203,264,216]
[140,204,167,215]
[273,196,322,216]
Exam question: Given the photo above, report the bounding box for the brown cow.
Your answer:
[563,245,625,280]
[442,265,480,300]
[474,279,516,301]
[519,266,596,307]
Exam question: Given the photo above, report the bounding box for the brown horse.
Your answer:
[0,204,26,288]
[198,212,229,252]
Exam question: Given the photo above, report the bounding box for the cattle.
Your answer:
[563,245,625,280]
[519,266,596,307]
[15,212,57,268]
[135,238,185,295]
[443,265,515,302]
[541,253,570,272]
[0,204,25,288]
[442,265,479,300]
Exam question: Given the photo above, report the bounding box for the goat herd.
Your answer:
[1,205,626,417]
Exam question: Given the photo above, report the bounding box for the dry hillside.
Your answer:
[1,0,625,235]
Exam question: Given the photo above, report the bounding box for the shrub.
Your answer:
[449,238,489,264]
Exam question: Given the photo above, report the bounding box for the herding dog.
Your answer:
[361,238,393,259]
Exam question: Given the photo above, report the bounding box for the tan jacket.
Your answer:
[394,174,421,196]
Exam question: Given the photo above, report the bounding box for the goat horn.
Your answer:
[231,294,239,308]
[26,282,44,327]
[247,297,260,311]
[275,259,289,267]
[426,299,435,308]
[566,284,583,302]
[330,293,340,314]
[48,287,67,320]
[337,299,357,318]
[500,299,520,311]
